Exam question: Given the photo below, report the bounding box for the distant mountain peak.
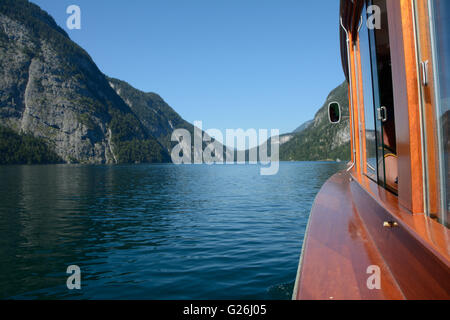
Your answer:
[293,119,313,133]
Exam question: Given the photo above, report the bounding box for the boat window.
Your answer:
[359,0,398,193]
[359,3,377,180]
[429,0,450,226]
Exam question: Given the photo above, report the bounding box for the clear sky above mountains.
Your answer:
[31,0,344,135]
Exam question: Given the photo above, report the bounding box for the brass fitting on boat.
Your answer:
[383,221,399,228]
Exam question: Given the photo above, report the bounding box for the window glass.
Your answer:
[360,3,377,179]
[359,0,398,193]
[430,0,450,226]
[370,0,397,193]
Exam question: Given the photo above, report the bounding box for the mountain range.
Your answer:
[0,0,350,164]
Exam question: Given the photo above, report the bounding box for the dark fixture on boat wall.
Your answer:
[328,101,349,124]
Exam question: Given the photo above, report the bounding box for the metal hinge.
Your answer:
[377,106,387,122]
[420,60,429,86]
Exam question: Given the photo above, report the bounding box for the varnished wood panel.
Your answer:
[386,0,424,213]
[354,39,368,177]
[414,0,442,217]
[295,172,404,300]
[294,171,450,300]
[351,177,450,299]
[349,34,363,180]
[360,174,450,271]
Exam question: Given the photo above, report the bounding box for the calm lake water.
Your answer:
[0,162,345,300]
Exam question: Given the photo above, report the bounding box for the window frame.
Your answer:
[413,0,448,227]
[357,0,399,195]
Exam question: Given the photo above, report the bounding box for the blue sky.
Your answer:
[31,0,344,136]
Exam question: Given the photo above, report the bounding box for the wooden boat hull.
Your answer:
[293,170,450,300]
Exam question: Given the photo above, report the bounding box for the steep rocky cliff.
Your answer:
[0,0,170,164]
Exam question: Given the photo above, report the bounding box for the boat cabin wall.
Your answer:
[340,0,448,224]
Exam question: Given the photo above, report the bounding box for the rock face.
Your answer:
[107,77,196,153]
[0,0,172,164]
[278,82,351,161]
